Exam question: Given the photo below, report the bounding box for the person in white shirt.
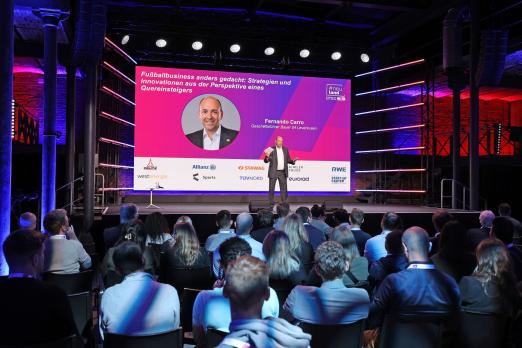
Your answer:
[364,212,403,264]
[263,136,298,206]
[205,210,236,277]
[232,212,265,262]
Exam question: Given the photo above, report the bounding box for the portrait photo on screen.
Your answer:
[182,94,240,150]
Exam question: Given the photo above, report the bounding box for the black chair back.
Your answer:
[104,327,183,348]
[378,316,444,348]
[103,270,123,289]
[42,270,93,294]
[206,328,227,348]
[181,288,202,333]
[68,291,91,335]
[269,278,293,313]
[456,311,509,348]
[161,266,212,295]
[0,335,79,348]
[299,319,365,348]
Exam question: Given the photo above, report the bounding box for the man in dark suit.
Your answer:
[264,136,298,206]
[0,229,78,345]
[103,203,139,252]
[296,206,325,250]
[185,96,238,150]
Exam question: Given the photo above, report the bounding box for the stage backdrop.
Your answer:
[134,66,351,193]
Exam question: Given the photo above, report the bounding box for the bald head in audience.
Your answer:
[402,226,430,262]
[18,212,37,231]
[235,212,254,236]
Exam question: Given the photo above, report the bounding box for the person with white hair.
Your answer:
[467,210,495,252]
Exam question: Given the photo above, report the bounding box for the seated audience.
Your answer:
[144,212,172,246]
[349,208,372,256]
[99,241,180,338]
[296,206,325,250]
[263,230,307,286]
[18,211,37,230]
[431,221,476,282]
[369,227,460,328]
[364,212,403,264]
[217,256,311,348]
[490,216,522,281]
[284,241,370,324]
[368,229,408,293]
[333,208,351,229]
[467,210,495,252]
[498,202,522,245]
[43,209,91,274]
[460,239,518,316]
[0,229,78,345]
[205,210,236,277]
[104,203,139,251]
[273,202,290,230]
[235,212,265,261]
[175,215,193,225]
[161,222,210,270]
[282,213,314,268]
[428,209,454,255]
[251,208,275,243]
[310,204,332,236]
[192,237,279,347]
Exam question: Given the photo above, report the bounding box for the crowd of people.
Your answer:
[1,202,522,347]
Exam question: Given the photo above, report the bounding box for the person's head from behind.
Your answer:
[199,96,223,134]
[257,209,274,228]
[498,203,511,217]
[144,212,170,241]
[311,204,325,219]
[479,210,495,228]
[216,209,233,230]
[218,237,252,273]
[120,203,139,224]
[118,219,146,249]
[18,212,37,230]
[314,241,347,282]
[112,241,144,276]
[275,135,283,148]
[176,215,193,227]
[3,229,45,276]
[276,202,290,219]
[283,213,309,252]
[333,208,349,226]
[330,226,359,263]
[295,206,311,224]
[349,208,364,227]
[262,230,300,278]
[402,226,430,262]
[43,209,69,235]
[173,222,201,265]
[236,212,253,236]
[490,216,515,245]
[438,220,467,259]
[385,229,404,255]
[432,209,453,234]
[381,212,403,231]
[223,256,270,320]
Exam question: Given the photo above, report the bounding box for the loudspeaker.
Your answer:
[476,30,508,86]
[72,0,107,67]
[443,9,464,70]
[323,201,343,212]
[249,200,270,213]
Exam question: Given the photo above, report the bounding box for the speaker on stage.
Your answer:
[249,200,270,213]
[323,201,343,213]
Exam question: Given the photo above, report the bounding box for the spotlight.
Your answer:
[299,49,310,58]
[121,35,130,45]
[360,53,370,63]
[192,41,203,51]
[331,51,342,61]
[264,47,275,56]
[155,39,167,48]
[230,44,241,53]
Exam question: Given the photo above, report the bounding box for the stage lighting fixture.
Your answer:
[230,44,241,53]
[299,49,310,58]
[121,35,130,45]
[360,53,370,63]
[331,51,342,60]
[155,39,167,48]
[264,47,275,56]
[192,41,203,50]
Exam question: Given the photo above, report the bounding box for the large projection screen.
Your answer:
[134,66,351,193]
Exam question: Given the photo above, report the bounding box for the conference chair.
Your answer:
[181,288,202,343]
[160,266,212,296]
[0,335,80,348]
[206,328,227,348]
[455,311,509,348]
[299,319,365,348]
[104,327,183,348]
[42,270,94,294]
[68,291,92,336]
[378,315,447,348]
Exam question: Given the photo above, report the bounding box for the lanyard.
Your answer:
[407,263,436,270]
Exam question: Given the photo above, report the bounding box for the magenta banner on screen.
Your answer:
[134,66,351,193]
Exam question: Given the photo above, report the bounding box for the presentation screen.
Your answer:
[134,66,351,192]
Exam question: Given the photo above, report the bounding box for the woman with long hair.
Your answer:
[144,212,172,246]
[331,226,369,285]
[161,222,209,269]
[460,239,518,315]
[282,213,313,267]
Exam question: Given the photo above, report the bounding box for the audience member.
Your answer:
[282,213,314,267]
[176,215,193,225]
[0,230,78,345]
[498,202,512,217]
[498,202,522,244]
[364,212,403,263]
[104,203,139,251]
[43,209,91,274]
[349,208,372,256]
[263,230,307,286]
[467,210,495,252]
[144,212,172,246]
[296,206,325,250]
[431,221,476,282]
[161,222,210,270]
[192,237,279,347]
[490,216,522,281]
[429,209,454,255]
[235,212,265,261]
[460,239,518,316]
[99,241,180,338]
[368,229,408,293]
[273,202,290,230]
[310,204,332,236]
[217,256,311,348]
[251,208,275,243]
[333,208,351,229]
[18,212,37,230]
[205,210,236,277]
[369,227,460,328]
[284,241,370,324]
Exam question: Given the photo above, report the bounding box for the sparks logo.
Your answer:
[193,173,199,181]
[144,159,157,170]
